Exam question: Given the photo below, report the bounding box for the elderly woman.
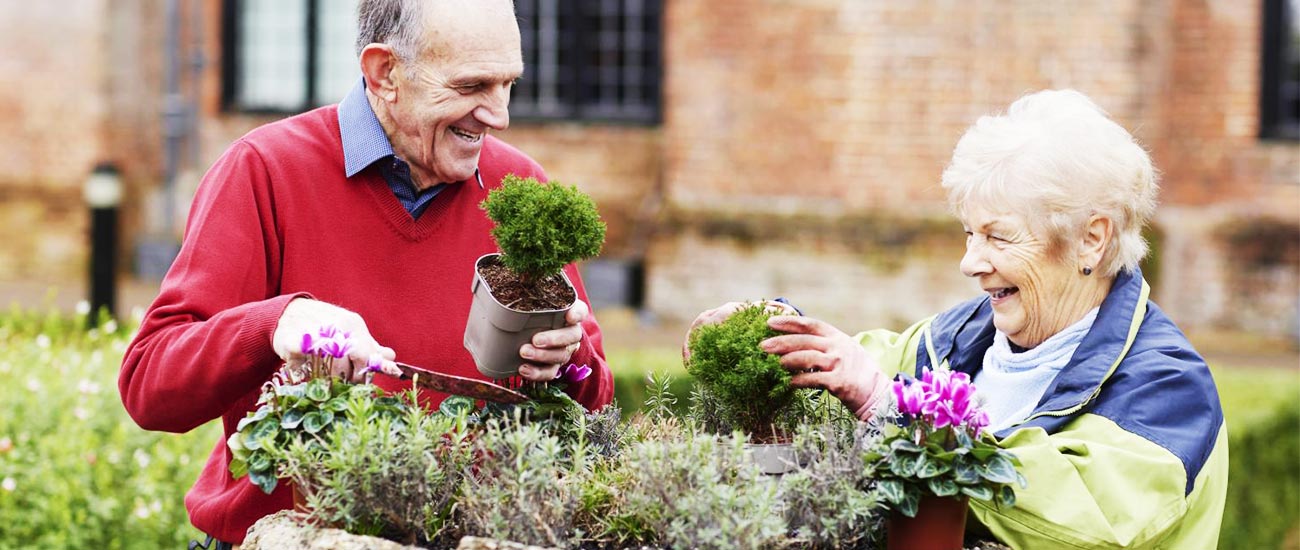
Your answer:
[689,90,1226,548]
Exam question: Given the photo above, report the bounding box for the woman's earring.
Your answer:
[1082,266,1094,276]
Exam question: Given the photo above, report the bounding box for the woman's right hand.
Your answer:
[760,315,890,420]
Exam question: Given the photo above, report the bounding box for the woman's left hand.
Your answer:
[761,315,890,420]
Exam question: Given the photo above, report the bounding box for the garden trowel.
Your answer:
[392,362,528,404]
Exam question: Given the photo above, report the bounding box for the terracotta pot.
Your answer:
[887,495,969,550]
[463,253,575,379]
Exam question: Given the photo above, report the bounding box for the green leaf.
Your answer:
[996,485,1017,508]
[877,479,905,505]
[916,455,953,478]
[228,458,248,479]
[280,409,305,430]
[969,445,999,461]
[248,468,278,495]
[890,452,922,478]
[927,478,960,497]
[898,489,920,518]
[953,458,981,485]
[440,396,477,417]
[276,383,306,399]
[226,432,248,460]
[981,455,1019,484]
[890,438,923,453]
[960,484,995,501]
[325,397,349,412]
[247,418,279,450]
[302,411,326,434]
[236,406,270,432]
[248,451,272,473]
[305,378,330,402]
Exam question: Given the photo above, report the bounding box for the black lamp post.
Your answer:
[84,163,123,325]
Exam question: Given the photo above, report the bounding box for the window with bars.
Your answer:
[512,0,663,124]
[222,0,662,123]
[1261,0,1299,140]
[222,0,360,112]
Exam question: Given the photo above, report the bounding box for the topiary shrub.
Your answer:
[481,175,606,285]
[685,303,797,438]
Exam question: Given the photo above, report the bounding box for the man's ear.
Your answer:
[1080,214,1113,270]
[359,44,399,102]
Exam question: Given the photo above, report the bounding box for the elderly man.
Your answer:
[118,0,612,546]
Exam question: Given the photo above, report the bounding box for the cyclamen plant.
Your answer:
[228,325,405,494]
[867,368,1026,518]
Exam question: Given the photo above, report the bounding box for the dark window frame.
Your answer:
[512,0,663,125]
[1260,0,1300,140]
[221,0,326,114]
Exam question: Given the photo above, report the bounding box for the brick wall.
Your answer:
[0,0,1294,340]
[647,0,1299,338]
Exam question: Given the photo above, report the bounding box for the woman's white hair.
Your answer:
[940,89,1159,277]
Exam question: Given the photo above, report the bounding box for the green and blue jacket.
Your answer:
[857,268,1227,549]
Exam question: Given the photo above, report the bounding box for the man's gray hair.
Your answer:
[356,0,427,62]
[941,89,1160,278]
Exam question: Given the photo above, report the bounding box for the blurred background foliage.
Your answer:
[0,308,1294,548]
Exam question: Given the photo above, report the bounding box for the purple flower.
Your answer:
[316,337,353,359]
[558,363,591,384]
[892,379,925,416]
[364,353,384,374]
[299,333,315,355]
[898,368,987,434]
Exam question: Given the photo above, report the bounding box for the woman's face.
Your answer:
[958,204,1085,349]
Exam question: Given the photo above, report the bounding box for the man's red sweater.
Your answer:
[118,106,613,544]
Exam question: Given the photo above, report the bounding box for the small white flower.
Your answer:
[2,477,14,492]
[75,301,91,315]
[134,448,151,468]
[25,379,41,392]
[133,503,150,519]
[78,379,101,395]
[35,334,50,349]
[73,407,89,421]
[103,320,118,333]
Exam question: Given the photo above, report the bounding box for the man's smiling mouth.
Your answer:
[450,127,482,143]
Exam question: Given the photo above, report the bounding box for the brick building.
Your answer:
[2,0,1297,340]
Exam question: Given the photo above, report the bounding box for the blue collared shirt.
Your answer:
[338,78,443,219]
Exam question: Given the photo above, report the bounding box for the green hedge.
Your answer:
[0,308,220,549]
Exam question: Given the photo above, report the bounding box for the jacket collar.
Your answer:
[920,268,1149,433]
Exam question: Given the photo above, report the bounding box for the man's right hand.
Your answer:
[271,298,401,383]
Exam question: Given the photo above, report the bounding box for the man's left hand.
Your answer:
[517,299,589,382]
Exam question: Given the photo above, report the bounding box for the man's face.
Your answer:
[387,0,523,186]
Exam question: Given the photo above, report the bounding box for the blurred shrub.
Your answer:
[0,306,219,549]
[1219,403,1300,549]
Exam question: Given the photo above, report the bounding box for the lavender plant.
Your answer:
[277,392,474,546]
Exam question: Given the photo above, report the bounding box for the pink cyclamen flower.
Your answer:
[364,353,385,374]
[892,379,926,417]
[316,336,353,359]
[299,333,316,355]
[559,363,592,384]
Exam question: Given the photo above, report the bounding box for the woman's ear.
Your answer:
[1081,214,1114,271]
[359,44,399,103]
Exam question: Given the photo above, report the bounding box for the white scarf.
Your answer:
[974,307,1099,433]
